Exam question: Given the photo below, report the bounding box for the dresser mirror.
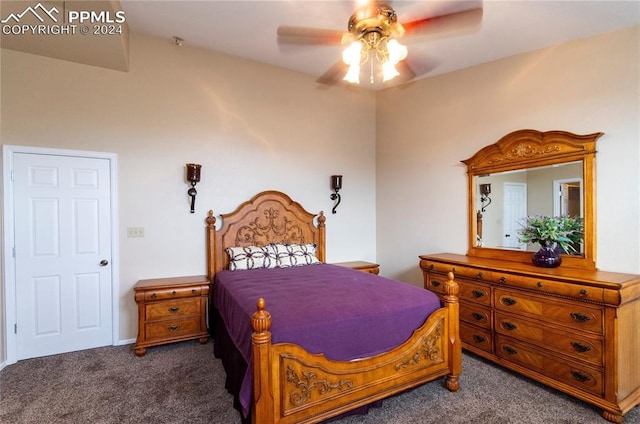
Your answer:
[463,129,603,269]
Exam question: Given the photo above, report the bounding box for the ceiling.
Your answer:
[3,1,639,89]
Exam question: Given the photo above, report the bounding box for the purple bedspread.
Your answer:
[213,263,441,417]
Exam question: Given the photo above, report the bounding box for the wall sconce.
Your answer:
[479,183,492,213]
[186,163,201,213]
[330,175,342,214]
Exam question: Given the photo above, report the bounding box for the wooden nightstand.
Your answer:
[133,275,209,357]
[333,261,380,275]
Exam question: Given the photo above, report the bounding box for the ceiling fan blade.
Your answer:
[316,60,349,86]
[401,7,483,40]
[277,26,349,46]
[394,61,418,84]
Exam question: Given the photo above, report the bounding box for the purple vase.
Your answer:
[532,245,562,268]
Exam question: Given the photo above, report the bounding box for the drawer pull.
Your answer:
[428,264,434,271]
[536,281,543,288]
[571,342,592,353]
[471,312,486,321]
[168,324,180,332]
[150,293,157,299]
[172,290,177,296]
[476,272,483,279]
[432,280,441,287]
[570,312,591,323]
[192,289,197,294]
[579,289,588,297]
[570,371,591,382]
[168,306,180,314]
[501,321,517,331]
[502,297,517,306]
[502,346,518,355]
[472,290,485,298]
[498,276,506,284]
[473,335,486,343]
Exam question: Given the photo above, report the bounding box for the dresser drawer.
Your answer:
[495,312,603,366]
[495,288,604,334]
[424,273,448,296]
[460,323,493,354]
[145,298,201,321]
[458,278,491,306]
[145,317,202,341]
[421,260,455,275]
[492,273,604,302]
[460,303,492,329]
[496,335,603,396]
[144,286,202,301]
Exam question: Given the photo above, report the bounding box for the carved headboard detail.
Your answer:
[206,190,326,280]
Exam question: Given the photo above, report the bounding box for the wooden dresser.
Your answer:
[133,275,210,356]
[420,253,640,423]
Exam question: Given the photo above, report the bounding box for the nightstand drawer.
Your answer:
[145,298,201,321]
[145,317,202,341]
[144,286,201,301]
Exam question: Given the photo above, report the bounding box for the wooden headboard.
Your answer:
[206,190,326,280]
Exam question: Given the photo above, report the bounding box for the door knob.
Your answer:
[100,259,109,266]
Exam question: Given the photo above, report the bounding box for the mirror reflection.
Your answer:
[475,161,583,254]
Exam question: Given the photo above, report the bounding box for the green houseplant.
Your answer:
[517,215,584,267]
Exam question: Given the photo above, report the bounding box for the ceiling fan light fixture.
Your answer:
[342,2,408,84]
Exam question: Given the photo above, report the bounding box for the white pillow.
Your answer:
[225,245,276,271]
[272,243,320,268]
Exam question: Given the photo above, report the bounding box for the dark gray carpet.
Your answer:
[0,341,638,423]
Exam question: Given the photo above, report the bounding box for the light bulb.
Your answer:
[342,41,362,65]
[382,61,400,82]
[386,39,407,64]
[344,63,360,84]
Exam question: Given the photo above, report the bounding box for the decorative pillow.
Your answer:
[225,245,276,271]
[272,243,320,268]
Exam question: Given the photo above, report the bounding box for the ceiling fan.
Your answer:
[277,1,483,86]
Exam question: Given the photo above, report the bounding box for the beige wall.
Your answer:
[376,26,640,284]
[0,33,376,364]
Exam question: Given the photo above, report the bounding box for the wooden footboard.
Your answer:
[251,272,460,424]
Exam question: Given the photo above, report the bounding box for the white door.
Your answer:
[502,182,527,249]
[13,152,113,359]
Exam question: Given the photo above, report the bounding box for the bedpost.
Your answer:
[206,210,217,281]
[252,298,274,424]
[442,271,461,392]
[317,211,326,262]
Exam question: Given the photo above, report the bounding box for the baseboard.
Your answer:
[0,360,6,371]
[117,338,135,346]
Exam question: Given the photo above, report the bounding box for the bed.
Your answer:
[206,190,461,424]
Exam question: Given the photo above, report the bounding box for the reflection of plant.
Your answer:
[517,215,584,253]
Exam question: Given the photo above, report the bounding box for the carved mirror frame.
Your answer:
[463,129,603,269]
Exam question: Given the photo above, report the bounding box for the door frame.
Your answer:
[2,145,120,366]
